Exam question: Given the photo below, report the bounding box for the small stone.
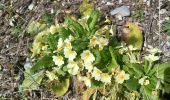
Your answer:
[160,9,167,14]
[106,2,114,6]
[28,3,34,10]
[110,6,130,20]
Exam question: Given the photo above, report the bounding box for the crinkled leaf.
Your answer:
[149,63,170,79]
[27,21,47,35]
[58,27,71,39]
[127,63,144,76]
[143,87,153,100]
[20,69,44,90]
[87,10,100,31]
[96,47,112,70]
[91,78,104,88]
[107,46,119,71]
[79,0,94,17]
[164,67,170,84]
[144,59,150,73]
[31,55,53,73]
[141,76,158,99]
[31,30,50,57]
[164,83,170,93]
[65,17,85,38]
[46,34,57,51]
[125,78,140,91]
[92,49,101,65]
[123,65,136,76]
[122,22,143,49]
[72,40,88,53]
[51,78,70,97]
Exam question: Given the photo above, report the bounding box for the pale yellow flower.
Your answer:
[98,37,109,50]
[147,47,161,55]
[92,67,102,81]
[112,68,121,76]
[84,62,93,72]
[100,73,111,83]
[52,55,64,66]
[46,71,58,81]
[144,80,150,85]
[89,36,98,47]
[138,76,150,86]
[64,49,77,61]
[64,39,72,51]
[115,70,130,84]
[42,45,48,51]
[144,54,159,62]
[128,45,137,51]
[50,25,57,34]
[83,77,91,87]
[152,90,157,96]
[67,61,79,75]
[78,76,91,87]
[68,35,73,41]
[57,38,64,51]
[81,50,95,63]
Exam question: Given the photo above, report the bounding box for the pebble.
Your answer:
[110,6,130,20]
[28,3,34,10]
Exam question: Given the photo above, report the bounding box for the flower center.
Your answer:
[119,74,125,80]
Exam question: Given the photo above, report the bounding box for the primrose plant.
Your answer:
[20,1,170,100]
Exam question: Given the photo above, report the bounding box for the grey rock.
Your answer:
[110,6,130,17]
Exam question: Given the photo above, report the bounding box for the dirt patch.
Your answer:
[0,0,169,99]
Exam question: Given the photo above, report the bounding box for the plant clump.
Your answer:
[20,1,170,100]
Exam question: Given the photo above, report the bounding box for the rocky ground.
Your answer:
[0,0,169,99]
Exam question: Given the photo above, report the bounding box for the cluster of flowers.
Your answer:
[44,25,160,88]
[45,34,156,88]
[45,35,112,87]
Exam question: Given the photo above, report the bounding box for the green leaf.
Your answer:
[144,59,150,73]
[58,27,71,39]
[87,10,100,31]
[91,78,104,88]
[125,78,140,91]
[123,65,136,76]
[27,21,47,35]
[46,34,57,51]
[108,46,119,67]
[106,47,120,72]
[164,68,170,83]
[20,69,44,90]
[123,22,143,49]
[122,55,130,63]
[143,87,153,100]
[149,63,170,78]
[40,12,55,25]
[128,63,144,76]
[141,76,159,100]
[164,83,170,92]
[72,40,88,53]
[91,49,101,65]
[51,78,70,97]
[31,30,50,57]
[31,55,53,73]
[65,17,85,38]
[79,0,94,17]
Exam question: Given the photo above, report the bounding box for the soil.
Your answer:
[0,0,169,99]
